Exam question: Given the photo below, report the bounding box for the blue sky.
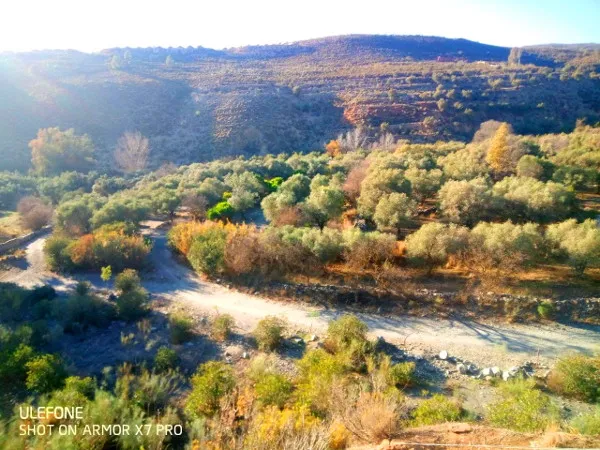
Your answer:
[2,0,599,52]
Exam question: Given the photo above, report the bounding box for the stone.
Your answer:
[309,334,318,342]
[242,352,249,359]
[293,337,304,344]
[502,370,512,381]
[457,363,468,374]
[439,350,448,360]
[491,366,501,377]
[481,368,492,377]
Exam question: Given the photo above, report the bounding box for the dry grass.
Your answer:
[0,211,30,243]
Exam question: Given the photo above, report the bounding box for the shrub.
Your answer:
[62,287,115,333]
[412,394,462,426]
[487,379,559,432]
[325,315,373,371]
[571,407,600,436]
[206,201,234,221]
[438,177,492,226]
[389,362,417,388]
[254,373,293,408]
[342,230,396,270]
[44,234,74,271]
[537,301,556,320]
[253,316,287,352]
[185,361,235,417]
[115,269,142,293]
[116,289,148,322]
[17,196,53,230]
[154,347,179,372]
[187,224,228,275]
[169,313,194,344]
[546,219,600,275]
[296,349,346,415]
[547,354,600,403]
[211,314,235,342]
[405,223,469,274]
[25,354,67,393]
[336,391,403,442]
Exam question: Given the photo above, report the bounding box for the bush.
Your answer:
[547,354,600,403]
[17,196,53,230]
[537,301,556,320]
[487,379,559,432]
[411,394,462,426]
[211,314,235,342]
[154,347,179,372]
[115,269,142,293]
[296,349,346,415]
[254,373,293,408]
[169,313,194,344]
[62,287,115,333]
[571,407,600,436]
[187,224,228,275]
[206,201,234,221]
[325,315,373,371]
[25,354,67,393]
[546,219,600,275]
[253,316,287,352]
[116,289,148,322]
[44,234,74,271]
[185,361,235,417]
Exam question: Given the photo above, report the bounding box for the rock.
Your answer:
[481,368,492,377]
[224,350,231,357]
[439,350,448,360]
[292,337,304,345]
[242,352,249,359]
[491,366,501,377]
[309,334,318,342]
[457,363,468,374]
[502,370,512,381]
[447,423,472,434]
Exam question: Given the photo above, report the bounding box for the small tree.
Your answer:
[29,127,95,175]
[182,192,208,221]
[486,122,513,175]
[185,361,235,417]
[253,316,287,352]
[373,193,417,235]
[546,219,600,275]
[17,196,53,230]
[405,223,469,274]
[25,354,67,393]
[114,131,150,174]
[101,265,112,284]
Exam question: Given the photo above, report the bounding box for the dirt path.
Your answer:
[2,230,599,368]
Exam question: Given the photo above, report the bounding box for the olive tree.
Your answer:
[405,223,469,274]
[438,177,492,226]
[357,168,411,218]
[373,193,417,235]
[546,219,600,275]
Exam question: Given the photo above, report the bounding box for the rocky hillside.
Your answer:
[1,35,599,171]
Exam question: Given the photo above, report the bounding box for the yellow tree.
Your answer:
[486,122,512,174]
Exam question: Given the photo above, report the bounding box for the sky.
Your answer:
[1,0,599,52]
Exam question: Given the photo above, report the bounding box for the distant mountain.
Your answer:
[1,35,599,172]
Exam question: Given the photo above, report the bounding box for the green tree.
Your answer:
[100,265,112,284]
[25,354,67,393]
[373,193,417,234]
[29,128,95,175]
[438,177,492,226]
[185,361,235,417]
[546,219,600,275]
[405,223,469,274]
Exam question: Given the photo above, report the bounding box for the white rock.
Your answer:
[309,334,318,342]
[491,366,501,377]
[439,350,448,360]
[502,371,512,381]
[482,368,492,377]
[457,363,467,374]
[242,352,249,359]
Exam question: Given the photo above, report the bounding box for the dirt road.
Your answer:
[2,230,599,368]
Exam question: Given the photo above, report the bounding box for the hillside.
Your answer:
[1,34,599,171]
